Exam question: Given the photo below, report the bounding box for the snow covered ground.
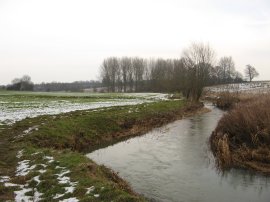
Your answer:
[205,81,270,93]
[0,93,169,125]
[0,92,172,201]
[0,150,104,202]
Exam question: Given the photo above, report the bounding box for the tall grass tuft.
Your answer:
[215,92,240,110]
[210,95,270,173]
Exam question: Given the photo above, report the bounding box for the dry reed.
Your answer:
[210,94,270,174]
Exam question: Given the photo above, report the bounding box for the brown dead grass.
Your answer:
[204,91,257,110]
[215,92,240,110]
[210,95,270,174]
[77,102,206,152]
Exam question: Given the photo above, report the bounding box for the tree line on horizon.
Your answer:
[3,43,259,99]
[34,80,101,92]
[100,43,258,101]
[4,78,102,92]
[6,75,34,91]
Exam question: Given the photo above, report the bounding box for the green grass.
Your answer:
[0,91,135,105]
[0,90,163,126]
[0,90,164,100]
[16,100,186,151]
[0,95,194,201]
[1,146,145,201]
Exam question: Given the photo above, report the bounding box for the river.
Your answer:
[87,104,270,202]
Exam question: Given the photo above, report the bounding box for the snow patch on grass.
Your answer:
[53,166,78,199]
[2,150,84,202]
[65,186,76,194]
[38,169,46,174]
[86,186,95,194]
[4,182,23,188]
[16,160,36,176]
[0,176,10,183]
[33,188,43,201]
[56,166,65,169]
[31,151,41,156]
[85,185,103,198]
[0,96,156,126]
[94,194,100,198]
[14,186,43,202]
[38,163,47,168]
[53,193,65,199]
[14,188,32,202]
[17,125,39,138]
[59,197,79,202]
[43,156,54,163]
[205,81,270,93]
[56,170,70,177]
[58,176,71,184]
[16,150,23,159]
[33,175,41,185]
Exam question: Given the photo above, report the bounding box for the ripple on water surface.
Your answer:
[87,106,270,202]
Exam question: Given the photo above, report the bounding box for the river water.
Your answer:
[87,105,270,202]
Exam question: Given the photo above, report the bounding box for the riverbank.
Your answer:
[210,95,270,174]
[203,91,255,110]
[0,99,204,201]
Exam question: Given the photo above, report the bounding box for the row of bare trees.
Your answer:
[100,57,146,93]
[100,43,252,101]
[34,81,101,92]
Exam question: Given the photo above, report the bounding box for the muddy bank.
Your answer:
[209,95,270,174]
[23,101,205,153]
[80,102,207,153]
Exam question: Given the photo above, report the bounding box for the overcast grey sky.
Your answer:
[0,0,270,84]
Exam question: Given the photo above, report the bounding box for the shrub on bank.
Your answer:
[210,95,270,173]
[215,92,240,110]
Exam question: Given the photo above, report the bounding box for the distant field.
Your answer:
[205,81,270,94]
[0,91,169,125]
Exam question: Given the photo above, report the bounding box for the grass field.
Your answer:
[0,91,197,202]
[0,91,168,126]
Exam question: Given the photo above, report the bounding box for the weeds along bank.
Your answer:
[210,94,270,174]
[211,92,255,110]
[203,81,270,110]
[203,89,258,110]
[0,98,204,201]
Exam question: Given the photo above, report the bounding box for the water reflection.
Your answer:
[87,106,270,202]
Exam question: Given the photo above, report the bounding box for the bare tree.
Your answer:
[120,57,132,92]
[100,57,119,92]
[8,75,34,91]
[100,59,110,91]
[245,64,259,82]
[132,57,145,92]
[21,75,32,83]
[218,56,236,83]
[127,59,134,92]
[182,42,215,101]
[115,59,122,92]
[150,58,166,92]
[171,59,185,92]
[99,52,243,94]
[234,71,243,83]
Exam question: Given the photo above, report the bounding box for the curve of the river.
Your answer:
[87,104,270,202]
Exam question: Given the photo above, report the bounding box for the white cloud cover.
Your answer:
[0,0,269,84]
